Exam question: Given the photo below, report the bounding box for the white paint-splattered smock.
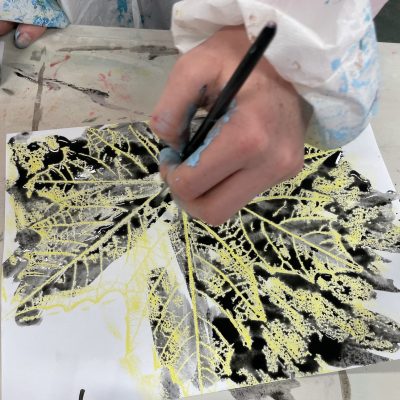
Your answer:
[0,0,176,29]
[0,0,384,148]
[172,0,382,149]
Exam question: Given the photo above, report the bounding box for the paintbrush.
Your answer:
[156,22,277,204]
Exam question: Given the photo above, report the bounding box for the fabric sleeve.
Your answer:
[57,0,136,28]
[171,0,380,149]
[0,0,69,28]
[370,0,388,16]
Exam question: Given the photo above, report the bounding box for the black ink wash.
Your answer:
[4,122,400,399]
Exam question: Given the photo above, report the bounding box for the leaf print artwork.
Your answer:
[1,123,400,400]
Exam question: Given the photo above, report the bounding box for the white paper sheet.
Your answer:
[2,123,399,400]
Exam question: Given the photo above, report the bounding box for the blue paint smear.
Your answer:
[351,79,370,89]
[186,101,236,168]
[117,0,128,23]
[359,38,368,52]
[363,6,372,22]
[329,128,347,142]
[159,147,181,166]
[331,58,341,71]
[2,0,69,28]
[117,0,128,13]
[339,73,349,94]
[185,124,222,167]
[360,54,375,73]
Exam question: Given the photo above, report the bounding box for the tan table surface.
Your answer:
[0,26,399,400]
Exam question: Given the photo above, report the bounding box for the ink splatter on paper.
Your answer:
[2,123,400,399]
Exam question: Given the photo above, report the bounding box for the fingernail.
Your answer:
[15,30,32,49]
[158,147,181,166]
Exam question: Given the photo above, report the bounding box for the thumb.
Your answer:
[150,54,220,150]
[15,24,47,49]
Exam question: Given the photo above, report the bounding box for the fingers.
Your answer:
[0,21,16,36]
[15,24,47,49]
[161,108,253,202]
[150,52,222,150]
[176,168,270,226]
[177,145,304,227]
[162,98,305,226]
[0,22,47,48]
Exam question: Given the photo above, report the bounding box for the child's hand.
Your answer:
[151,25,310,226]
[0,21,47,48]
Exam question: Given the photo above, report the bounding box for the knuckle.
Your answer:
[236,135,254,156]
[236,129,269,159]
[250,133,269,157]
[252,133,269,154]
[197,207,223,226]
[280,148,304,177]
[170,175,197,202]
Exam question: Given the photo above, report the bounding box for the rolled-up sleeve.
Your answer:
[172,0,380,149]
[0,0,69,28]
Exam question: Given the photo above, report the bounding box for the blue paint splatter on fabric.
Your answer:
[117,0,128,13]
[1,0,69,28]
[113,0,135,27]
[359,38,368,52]
[308,10,380,149]
[363,6,372,22]
[117,0,128,23]
[331,58,341,71]
[349,25,379,91]
[348,28,377,99]
[351,79,370,89]
[339,73,349,93]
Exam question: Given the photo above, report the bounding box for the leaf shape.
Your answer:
[4,123,166,324]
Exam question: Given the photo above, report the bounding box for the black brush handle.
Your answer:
[180,22,277,161]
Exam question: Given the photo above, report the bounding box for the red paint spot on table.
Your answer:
[50,54,71,68]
